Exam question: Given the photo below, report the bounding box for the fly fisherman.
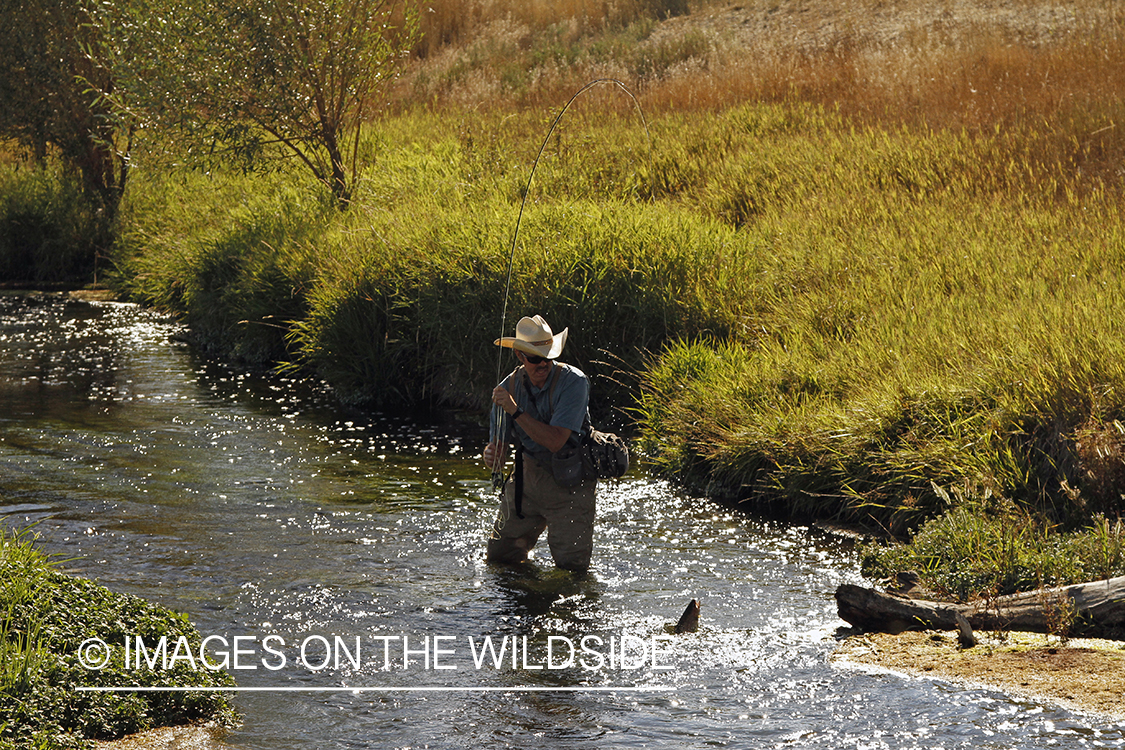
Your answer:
[482,315,597,572]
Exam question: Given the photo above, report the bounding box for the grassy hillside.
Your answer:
[5,0,1125,600]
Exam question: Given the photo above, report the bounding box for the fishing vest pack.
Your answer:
[511,364,629,490]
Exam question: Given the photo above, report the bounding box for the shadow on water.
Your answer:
[3,292,1124,749]
[487,562,600,622]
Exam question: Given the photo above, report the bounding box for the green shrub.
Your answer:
[862,504,1125,602]
[0,527,237,748]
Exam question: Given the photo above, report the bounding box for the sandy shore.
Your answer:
[92,725,233,750]
[834,630,1125,722]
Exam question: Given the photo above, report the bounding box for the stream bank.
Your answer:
[834,630,1125,723]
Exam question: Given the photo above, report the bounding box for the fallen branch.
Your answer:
[836,575,1125,639]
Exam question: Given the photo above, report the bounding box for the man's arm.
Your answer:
[512,412,571,453]
[491,384,572,453]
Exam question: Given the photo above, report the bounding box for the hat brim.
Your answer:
[494,327,568,359]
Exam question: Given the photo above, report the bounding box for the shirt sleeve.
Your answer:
[548,367,589,434]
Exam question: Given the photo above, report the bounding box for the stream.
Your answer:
[1,291,1122,749]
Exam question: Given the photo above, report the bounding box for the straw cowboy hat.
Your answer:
[494,315,568,359]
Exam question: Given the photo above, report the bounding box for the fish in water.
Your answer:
[674,598,700,634]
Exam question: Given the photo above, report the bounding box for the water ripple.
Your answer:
[2,293,1122,749]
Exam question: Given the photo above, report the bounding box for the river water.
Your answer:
[0,292,1122,749]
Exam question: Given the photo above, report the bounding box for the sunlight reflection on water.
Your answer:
[1,292,1123,749]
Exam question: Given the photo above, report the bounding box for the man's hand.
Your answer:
[482,441,506,471]
[488,385,571,454]
[492,385,517,415]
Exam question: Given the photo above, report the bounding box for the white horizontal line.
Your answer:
[76,685,674,693]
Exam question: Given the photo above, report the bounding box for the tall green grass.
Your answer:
[637,188,1125,531]
[110,101,1125,555]
[116,108,752,413]
[287,199,750,414]
[862,504,1125,603]
[0,527,51,700]
[115,173,329,363]
[0,165,108,286]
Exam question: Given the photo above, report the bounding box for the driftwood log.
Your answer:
[836,575,1125,639]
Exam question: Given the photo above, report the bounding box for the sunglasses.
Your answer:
[520,353,549,365]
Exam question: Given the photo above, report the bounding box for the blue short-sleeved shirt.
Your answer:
[492,362,590,455]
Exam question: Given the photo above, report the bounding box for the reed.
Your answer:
[89,0,1125,591]
[0,164,108,285]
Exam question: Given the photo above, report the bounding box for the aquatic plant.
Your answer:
[0,526,237,748]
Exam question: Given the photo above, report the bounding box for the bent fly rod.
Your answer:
[489,78,652,490]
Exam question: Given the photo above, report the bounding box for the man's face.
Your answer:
[518,351,553,387]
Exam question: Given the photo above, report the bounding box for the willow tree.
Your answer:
[0,0,132,218]
[108,0,419,208]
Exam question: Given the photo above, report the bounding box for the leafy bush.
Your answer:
[0,528,237,748]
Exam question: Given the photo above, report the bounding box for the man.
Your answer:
[482,314,596,572]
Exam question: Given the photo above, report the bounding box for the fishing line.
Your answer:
[489,78,652,490]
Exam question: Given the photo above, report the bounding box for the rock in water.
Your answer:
[675,599,701,633]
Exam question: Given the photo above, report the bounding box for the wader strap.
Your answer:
[515,363,562,422]
[513,442,525,519]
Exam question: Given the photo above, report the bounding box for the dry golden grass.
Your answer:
[11,1,1119,187]
[394,0,1125,181]
[412,0,687,59]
